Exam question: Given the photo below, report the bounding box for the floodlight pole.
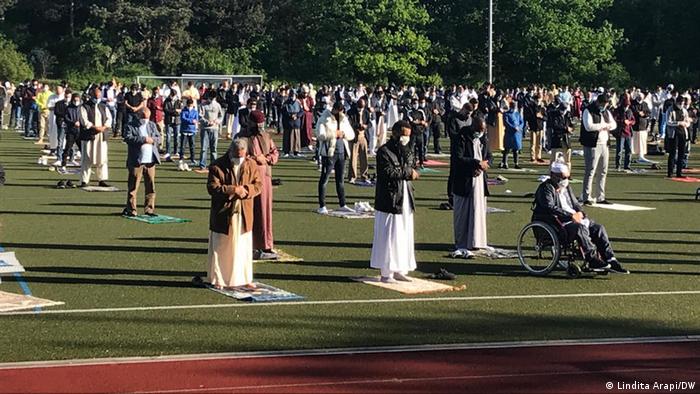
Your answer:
[488,0,493,84]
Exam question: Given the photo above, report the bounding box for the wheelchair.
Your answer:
[516,220,608,278]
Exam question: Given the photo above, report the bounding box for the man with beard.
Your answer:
[580,94,617,205]
[239,110,280,260]
[79,86,113,188]
[122,107,161,217]
[347,97,372,184]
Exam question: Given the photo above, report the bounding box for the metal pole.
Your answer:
[488,0,493,83]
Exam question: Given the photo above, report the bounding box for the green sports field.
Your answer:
[0,128,698,363]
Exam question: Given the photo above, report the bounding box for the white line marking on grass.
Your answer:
[0,336,698,370]
[134,368,675,393]
[1,289,700,317]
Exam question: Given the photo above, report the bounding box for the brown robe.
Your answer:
[207,155,262,235]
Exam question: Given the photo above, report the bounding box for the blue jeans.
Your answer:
[199,128,218,168]
[179,133,196,163]
[24,106,36,137]
[615,136,631,169]
[318,153,346,208]
[659,112,667,139]
[165,123,179,155]
[56,125,67,163]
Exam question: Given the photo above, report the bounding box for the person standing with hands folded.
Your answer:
[122,107,161,217]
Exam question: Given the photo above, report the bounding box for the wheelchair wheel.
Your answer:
[566,263,582,279]
[517,222,561,276]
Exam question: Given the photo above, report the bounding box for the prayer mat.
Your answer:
[207,283,304,302]
[486,207,512,214]
[472,247,519,259]
[670,176,700,183]
[56,167,80,175]
[0,290,64,313]
[254,249,304,263]
[124,214,191,224]
[682,168,700,174]
[193,168,209,174]
[531,160,551,166]
[419,167,441,174]
[0,252,24,276]
[324,209,375,219]
[504,167,537,173]
[589,203,655,212]
[423,159,449,167]
[351,276,465,295]
[350,180,376,186]
[488,176,507,186]
[280,154,308,160]
[81,186,121,192]
[537,175,582,183]
[572,150,585,156]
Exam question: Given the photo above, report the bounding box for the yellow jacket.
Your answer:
[37,90,52,112]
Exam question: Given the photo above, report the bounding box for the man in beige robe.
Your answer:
[79,86,113,187]
[205,139,262,289]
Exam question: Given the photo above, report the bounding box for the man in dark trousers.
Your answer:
[122,107,161,217]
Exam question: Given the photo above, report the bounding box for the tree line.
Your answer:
[0,0,698,88]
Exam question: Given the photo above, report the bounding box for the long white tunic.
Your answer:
[453,138,488,250]
[370,181,416,275]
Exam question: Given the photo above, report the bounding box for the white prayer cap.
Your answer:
[550,152,569,174]
[597,87,605,94]
[667,84,675,91]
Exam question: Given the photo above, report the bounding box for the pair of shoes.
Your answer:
[316,206,329,215]
[438,202,453,210]
[191,276,205,288]
[428,268,457,280]
[121,208,136,217]
[607,258,630,274]
[596,199,613,205]
[354,202,374,213]
[257,251,279,260]
[588,258,611,271]
[514,164,522,170]
[79,182,88,188]
[98,181,111,188]
[163,154,172,162]
[499,162,508,169]
[582,200,594,206]
[283,153,290,158]
[51,160,62,167]
[145,212,158,217]
[65,180,76,188]
[56,180,66,189]
[337,205,355,213]
[450,249,474,259]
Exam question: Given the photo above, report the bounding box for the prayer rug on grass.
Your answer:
[681,168,700,174]
[56,167,80,175]
[423,159,449,167]
[419,167,441,174]
[81,186,120,192]
[486,207,513,214]
[124,214,191,224]
[255,249,304,263]
[207,283,304,302]
[670,176,700,183]
[352,276,465,295]
[589,203,655,212]
[324,210,375,219]
[0,252,24,276]
[472,247,519,259]
[0,290,63,312]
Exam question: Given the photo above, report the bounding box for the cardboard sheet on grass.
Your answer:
[0,252,24,275]
[82,186,121,192]
[255,249,304,263]
[352,276,465,294]
[208,283,304,302]
[0,290,64,312]
[589,203,655,212]
[125,214,191,224]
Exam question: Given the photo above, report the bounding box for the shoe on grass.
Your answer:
[337,205,355,213]
[316,206,329,215]
[607,258,630,274]
[98,181,111,188]
[588,258,611,271]
[121,208,136,217]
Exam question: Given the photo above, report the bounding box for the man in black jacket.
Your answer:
[347,98,372,184]
[370,120,420,283]
[547,98,574,167]
[61,93,82,170]
[163,90,182,161]
[532,159,628,274]
[451,117,491,259]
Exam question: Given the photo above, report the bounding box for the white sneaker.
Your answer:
[52,160,61,167]
[283,154,290,158]
[316,206,329,215]
[450,249,474,259]
[184,164,191,172]
[177,161,185,171]
[337,205,355,213]
[307,145,313,151]
[69,160,80,167]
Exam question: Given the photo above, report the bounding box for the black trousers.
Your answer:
[61,132,80,167]
[564,221,614,262]
[665,133,688,178]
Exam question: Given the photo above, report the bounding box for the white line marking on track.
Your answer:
[133,368,674,393]
[1,289,699,316]
[0,336,698,370]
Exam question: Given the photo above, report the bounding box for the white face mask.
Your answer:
[399,135,411,146]
[558,179,569,189]
[412,104,419,110]
[474,132,484,140]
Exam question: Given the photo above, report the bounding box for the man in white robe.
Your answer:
[205,139,262,289]
[79,86,113,188]
[370,120,420,283]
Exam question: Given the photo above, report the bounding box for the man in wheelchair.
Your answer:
[532,158,630,274]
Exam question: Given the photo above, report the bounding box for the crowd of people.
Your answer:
[5,76,694,286]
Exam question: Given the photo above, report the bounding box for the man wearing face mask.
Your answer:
[665,94,691,178]
[202,139,262,290]
[579,94,617,205]
[370,120,420,283]
[79,86,113,188]
[407,98,430,169]
[122,107,161,217]
[347,97,372,185]
[316,101,355,215]
[61,93,82,172]
[282,91,303,157]
[370,86,389,152]
[429,90,446,154]
[547,97,574,168]
[532,158,628,274]
[450,117,492,259]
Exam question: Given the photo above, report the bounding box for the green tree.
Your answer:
[0,34,33,81]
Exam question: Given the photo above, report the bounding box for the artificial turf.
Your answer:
[0,127,698,363]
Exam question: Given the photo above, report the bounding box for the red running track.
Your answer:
[1,341,699,393]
